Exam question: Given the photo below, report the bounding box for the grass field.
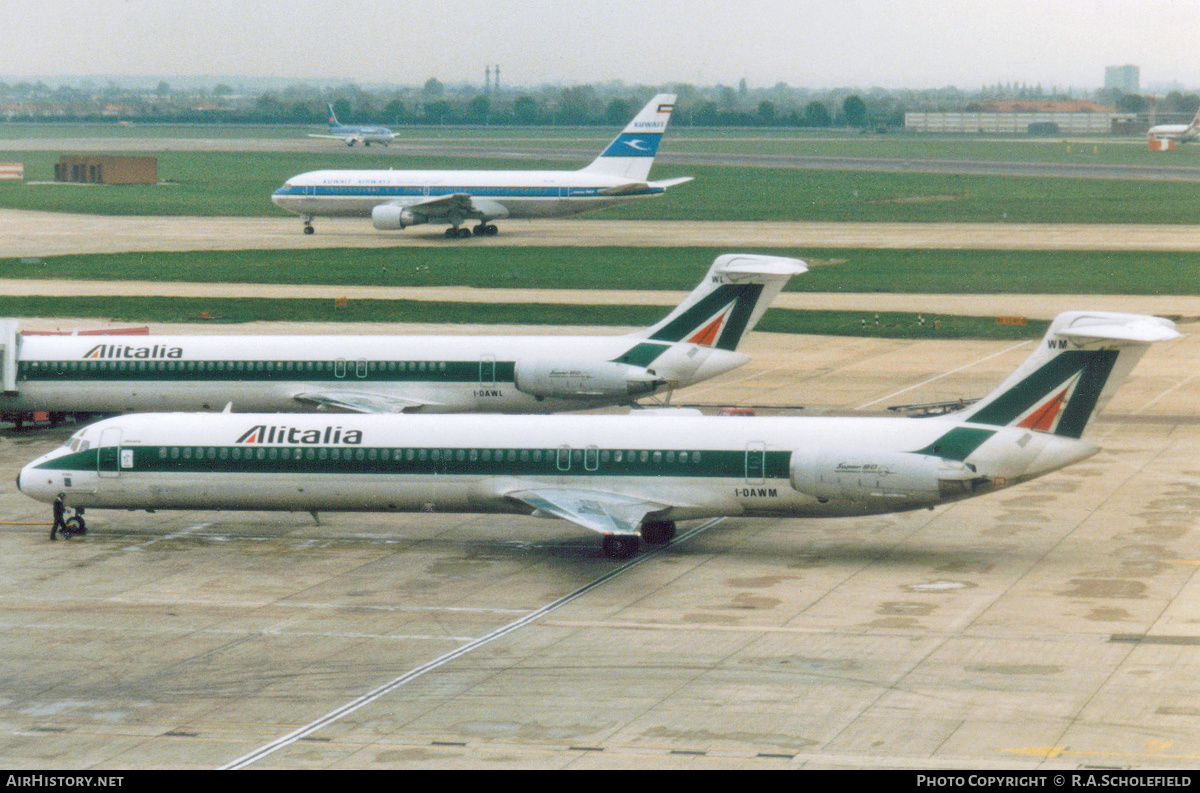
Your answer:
[4,247,1199,295]
[4,146,1200,223]
[0,295,1047,340]
[6,122,1199,167]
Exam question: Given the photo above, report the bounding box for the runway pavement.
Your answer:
[9,209,1200,258]
[0,327,1196,769]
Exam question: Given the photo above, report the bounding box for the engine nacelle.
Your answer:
[514,359,663,400]
[790,447,984,505]
[372,204,427,230]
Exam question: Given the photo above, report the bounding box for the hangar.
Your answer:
[54,155,157,185]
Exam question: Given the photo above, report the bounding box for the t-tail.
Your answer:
[327,103,340,128]
[627,254,806,352]
[581,93,681,182]
[954,311,1180,439]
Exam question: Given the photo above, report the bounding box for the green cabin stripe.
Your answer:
[913,427,996,461]
[647,283,763,351]
[966,350,1118,438]
[37,444,794,481]
[20,359,517,385]
[611,342,671,368]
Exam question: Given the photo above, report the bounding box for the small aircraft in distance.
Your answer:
[1148,106,1200,143]
[275,94,690,237]
[308,104,398,147]
[18,312,1180,558]
[0,254,804,416]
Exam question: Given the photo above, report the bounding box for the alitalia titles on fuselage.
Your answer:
[236,424,363,445]
[84,344,183,360]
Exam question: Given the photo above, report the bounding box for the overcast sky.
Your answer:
[5,0,1199,91]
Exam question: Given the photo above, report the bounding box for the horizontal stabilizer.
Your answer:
[648,176,694,189]
[1057,314,1181,344]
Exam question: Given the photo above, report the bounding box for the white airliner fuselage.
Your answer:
[0,255,804,417]
[19,312,1179,558]
[1148,107,1200,142]
[274,94,690,237]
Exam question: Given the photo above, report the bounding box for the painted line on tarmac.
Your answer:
[219,518,724,770]
[855,340,1032,410]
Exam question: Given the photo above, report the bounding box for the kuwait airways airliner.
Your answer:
[272,94,691,237]
[0,255,803,416]
[19,312,1179,557]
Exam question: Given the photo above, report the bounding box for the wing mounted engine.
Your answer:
[514,358,665,400]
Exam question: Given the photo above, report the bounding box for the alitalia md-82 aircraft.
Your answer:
[0,254,803,416]
[308,103,398,147]
[19,312,1179,557]
[272,93,691,237]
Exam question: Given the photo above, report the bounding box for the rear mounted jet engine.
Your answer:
[790,447,987,510]
[372,205,427,230]
[514,359,664,400]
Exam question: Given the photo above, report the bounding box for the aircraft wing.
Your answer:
[404,193,476,216]
[307,134,355,142]
[504,486,670,536]
[292,391,437,413]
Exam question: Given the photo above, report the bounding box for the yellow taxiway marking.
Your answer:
[1003,740,1200,762]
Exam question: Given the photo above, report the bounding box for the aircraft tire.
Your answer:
[602,534,639,560]
[303,226,315,235]
[61,516,85,538]
[641,520,676,545]
[444,228,458,239]
[484,224,499,236]
[472,224,486,236]
[457,227,471,238]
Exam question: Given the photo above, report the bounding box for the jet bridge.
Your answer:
[0,319,18,394]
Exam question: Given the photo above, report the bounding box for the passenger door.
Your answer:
[97,428,122,478]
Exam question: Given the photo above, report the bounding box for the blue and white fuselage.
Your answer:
[308,104,398,147]
[275,94,690,236]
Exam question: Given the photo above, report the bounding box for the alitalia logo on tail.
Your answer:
[237,424,363,445]
[84,344,183,359]
[965,350,1120,439]
[1013,371,1083,434]
[684,300,737,347]
[649,282,764,351]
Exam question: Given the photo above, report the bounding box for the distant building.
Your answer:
[969,100,1114,114]
[1105,65,1140,94]
[905,106,1134,135]
[54,156,157,185]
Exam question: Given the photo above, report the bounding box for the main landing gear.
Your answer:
[50,495,86,541]
[443,223,499,239]
[302,216,315,235]
[600,520,677,560]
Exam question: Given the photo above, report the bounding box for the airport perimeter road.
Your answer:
[10,210,1200,257]
[7,277,1200,322]
[0,329,1197,769]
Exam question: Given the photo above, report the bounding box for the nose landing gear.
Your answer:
[50,495,86,541]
